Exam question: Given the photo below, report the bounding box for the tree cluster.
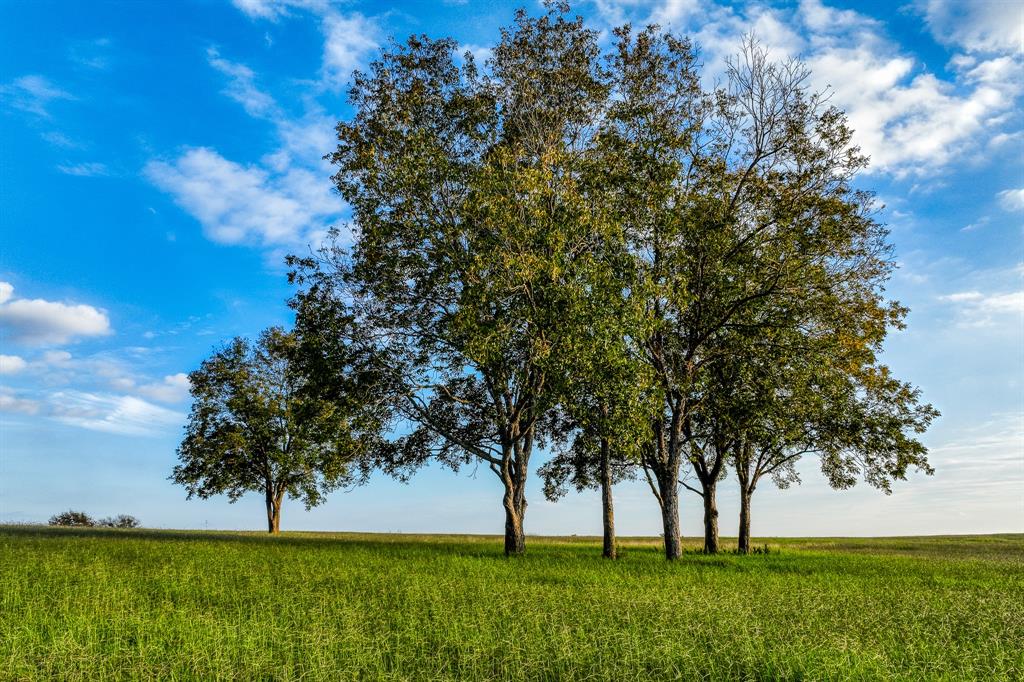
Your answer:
[174,4,937,557]
[49,511,140,528]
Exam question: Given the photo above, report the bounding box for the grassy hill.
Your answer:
[1,527,1021,680]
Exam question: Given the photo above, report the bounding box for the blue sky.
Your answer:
[1,0,1021,536]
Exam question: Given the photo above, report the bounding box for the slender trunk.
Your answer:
[660,480,681,560]
[265,490,279,535]
[600,436,616,559]
[702,481,719,554]
[738,488,752,554]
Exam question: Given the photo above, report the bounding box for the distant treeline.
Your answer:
[172,4,937,559]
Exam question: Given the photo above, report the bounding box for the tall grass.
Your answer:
[1,527,1021,680]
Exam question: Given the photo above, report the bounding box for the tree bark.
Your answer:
[265,490,279,535]
[501,428,530,557]
[702,481,719,554]
[503,495,525,555]
[600,435,616,559]
[738,488,752,554]
[660,480,681,560]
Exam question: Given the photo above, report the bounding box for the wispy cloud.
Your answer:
[1,75,75,118]
[50,390,183,436]
[56,162,109,177]
[940,289,1024,327]
[997,188,1024,212]
[207,47,280,118]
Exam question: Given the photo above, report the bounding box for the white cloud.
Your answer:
[590,0,1022,177]
[144,147,340,247]
[797,2,1021,176]
[0,355,27,374]
[320,13,380,90]
[916,0,1024,54]
[207,47,280,118]
[41,131,80,148]
[0,390,40,415]
[231,0,329,21]
[56,162,109,177]
[137,373,191,403]
[0,75,75,118]
[50,390,183,436]
[0,282,111,345]
[941,289,1024,326]
[230,0,379,91]
[42,350,72,364]
[997,188,1024,212]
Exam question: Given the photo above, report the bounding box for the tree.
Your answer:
[97,514,141,529]
[593,32,937,557]
[49,510,94,527]
[729,347,938,553]
[172,327,385,534]
[292,4,611,555]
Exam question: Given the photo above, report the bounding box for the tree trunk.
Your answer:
[738,488,752,554]
[265,491,280,535]
[660,479,681,560]
[503,496,525,556]
[600,436,616,559]
[702,481,719,554]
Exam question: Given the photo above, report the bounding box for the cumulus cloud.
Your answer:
[50,390,183,436]
[144,147,340,247]
[0,282,111,345]
[916,0,1024,54]
[0,354,27,374]
[137,373,191,403]
[590,0,1022,177]
[997,188,1024,212]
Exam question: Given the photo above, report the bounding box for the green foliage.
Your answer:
[96,515,141,529]
[173,327,385,530]
[289,4,937,555]
[47,510,94,527]
[2,527,1022,680]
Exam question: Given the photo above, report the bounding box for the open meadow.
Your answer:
[1,527,1021,680]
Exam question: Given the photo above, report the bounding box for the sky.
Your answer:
[1,0,1021,537]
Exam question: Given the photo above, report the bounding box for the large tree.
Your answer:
[594,32,937,558]
[293,5,611,555]
[172,327,385,534]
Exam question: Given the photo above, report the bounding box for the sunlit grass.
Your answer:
[1,527,1021,680]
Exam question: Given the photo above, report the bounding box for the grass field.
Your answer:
[1,527,1021,680]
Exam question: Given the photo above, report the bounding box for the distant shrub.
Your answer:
[48,510,95,527]
[97,514,141,529]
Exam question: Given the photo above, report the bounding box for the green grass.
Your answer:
[1,527,1021,680]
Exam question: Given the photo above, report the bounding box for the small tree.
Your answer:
[172,326,385,534]
[49,510,94,527]
[97,514,141,529]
